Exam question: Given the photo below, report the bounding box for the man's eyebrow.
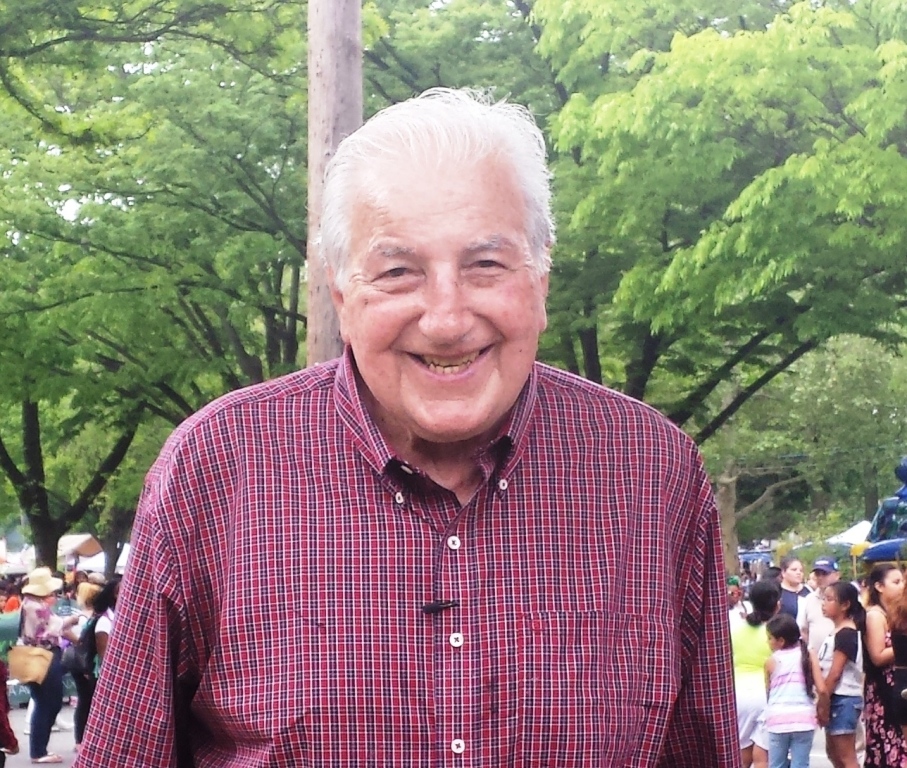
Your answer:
[463,235,520,254]
[368,243,416,259]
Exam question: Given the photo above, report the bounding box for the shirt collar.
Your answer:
[332,347,539,481]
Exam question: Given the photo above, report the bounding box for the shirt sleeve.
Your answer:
[94,613,114,636]
[656,446,740,768]
[834,627,859,663]
[74,468,196,768]
[796,596,807,631]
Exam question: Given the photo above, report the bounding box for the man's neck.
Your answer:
[393,435,486,506]
[361,386,502,506]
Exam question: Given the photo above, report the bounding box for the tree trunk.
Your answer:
[810,486,831,514]
[100,506,134,578]
[624,328,663,402]
[306,0,362,365]
[715,462,739,577]
[559,332,580,375]
[30,521,64,570]
[578,326,602,384]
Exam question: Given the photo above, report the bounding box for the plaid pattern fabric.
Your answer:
[76,350,739,767]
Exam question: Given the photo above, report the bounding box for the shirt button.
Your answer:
[394,491,405,505]
[400,464,414,475]
[446,535,461,551]
[498,478,508,491]
[449,632,464,648]
[450,739,465,755]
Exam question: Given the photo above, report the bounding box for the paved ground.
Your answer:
[4,704,77,767]
[811,727,834,767]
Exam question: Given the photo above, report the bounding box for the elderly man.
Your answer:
[76,89,738,767]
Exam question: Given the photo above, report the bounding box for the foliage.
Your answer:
[2,0,907,564]
[0,1,308,563]
[535,0,907,444]
[710,337,907,553]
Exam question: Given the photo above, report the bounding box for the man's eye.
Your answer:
[380,267,409,279]
[474,259,503,269]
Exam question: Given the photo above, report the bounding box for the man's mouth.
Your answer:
[412,349,486,375]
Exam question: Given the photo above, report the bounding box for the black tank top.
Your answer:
[892,631,907,666]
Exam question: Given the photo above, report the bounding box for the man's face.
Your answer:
[331,155,549,448]
[814,569,839,590]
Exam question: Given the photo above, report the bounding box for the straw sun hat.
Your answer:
[21,567,63,597]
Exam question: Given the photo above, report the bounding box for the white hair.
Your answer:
[318,88,555,288]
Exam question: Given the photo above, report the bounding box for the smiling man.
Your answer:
[76,89,739,767]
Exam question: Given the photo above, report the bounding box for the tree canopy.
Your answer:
[1,0,905,566]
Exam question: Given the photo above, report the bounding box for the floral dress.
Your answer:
[864,630,907,768]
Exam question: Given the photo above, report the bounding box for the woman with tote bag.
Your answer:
[17,568,79,764]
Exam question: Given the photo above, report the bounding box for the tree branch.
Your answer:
[62,414,143,527]
[511,0,571,108]
[694,340,819,444]
[735,476,805,521]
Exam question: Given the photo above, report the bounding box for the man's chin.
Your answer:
[409,414,499,447]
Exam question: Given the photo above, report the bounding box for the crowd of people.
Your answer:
[0,567,120,764]
[730,554,907,768]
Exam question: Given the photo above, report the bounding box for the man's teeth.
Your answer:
[419,353,479,374]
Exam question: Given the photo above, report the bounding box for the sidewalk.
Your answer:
[4,703,76,768]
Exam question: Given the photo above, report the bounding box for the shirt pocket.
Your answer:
[516,611,652,767]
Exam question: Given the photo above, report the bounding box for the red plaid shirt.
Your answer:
[0,661,17,753]
[76,350,739,767]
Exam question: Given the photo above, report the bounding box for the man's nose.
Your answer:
[417,271,474,343]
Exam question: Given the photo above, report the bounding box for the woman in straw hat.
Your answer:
[19,567,79,764]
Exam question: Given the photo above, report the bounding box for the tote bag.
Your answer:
[7,644,53,684]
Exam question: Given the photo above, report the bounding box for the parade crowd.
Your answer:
[0,568,119,764]
[730,555,907,768]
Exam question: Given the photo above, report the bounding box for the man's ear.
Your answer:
[328,269,350,343]
[539,269,549,333]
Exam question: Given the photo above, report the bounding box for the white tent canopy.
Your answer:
[825,520,872,547]
[75,544,130,574]
[58,534,103,558]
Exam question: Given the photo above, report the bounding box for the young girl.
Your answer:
[819,581,865,768]
[764,613,824,768]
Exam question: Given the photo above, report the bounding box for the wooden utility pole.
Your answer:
[306,0,362,365]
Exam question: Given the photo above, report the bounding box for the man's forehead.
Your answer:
[357,150,520,203]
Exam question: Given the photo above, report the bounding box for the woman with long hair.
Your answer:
[91,576,120,665]
[862,563,907,767]
[887,576,907,739]
[732,579,781,768]
[777,556,810,620]
[818,582,865,768]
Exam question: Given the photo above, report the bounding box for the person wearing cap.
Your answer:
[797,557,840,653]
[20,566,80,764]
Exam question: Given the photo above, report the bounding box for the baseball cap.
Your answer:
[812,556,839,573]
